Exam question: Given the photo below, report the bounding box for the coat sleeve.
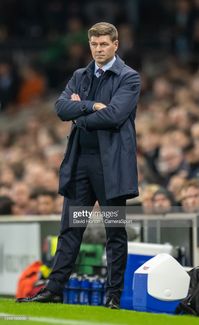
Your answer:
[55,71,95,121]
[76,71,141,130]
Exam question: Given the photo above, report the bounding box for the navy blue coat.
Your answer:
[55,55,141,200]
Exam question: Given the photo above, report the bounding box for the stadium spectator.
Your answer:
[137,155,153,189]
[166,129,191,150]
[180,179,199,212]
[140,184,160,214]
[138,128,162,184]
[28,191,40,215]
[157,145,190,186]
[168,106,193,132]
[11,182,30,215]
[0,166,16,187]
[152,76,174,104]
[17,64,46,106]
[43,145,65,170]
[152,188,176,214]
[0,183,12,198]
[167,175,187,203]
[36,190,57,215]
[0,195,14,215]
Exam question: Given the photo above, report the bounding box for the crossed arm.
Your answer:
[55,72,106,122]
[55,71,141,130]
[70,93,106,112]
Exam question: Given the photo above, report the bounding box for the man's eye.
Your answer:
[90,43,108,47]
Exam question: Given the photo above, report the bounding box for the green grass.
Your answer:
[0,298,198,325]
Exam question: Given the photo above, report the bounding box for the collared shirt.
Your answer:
[94,56,116,77]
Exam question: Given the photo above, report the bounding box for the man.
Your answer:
[11,181,30,215]
[157,145,190,186]
[180,179,199,213]
[36,190,57,215]
[17,22,141,309]
[152,188,175,214]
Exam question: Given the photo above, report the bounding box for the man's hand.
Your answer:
[70,94,106,111]
[93,102,107,111]
[71,93,81,101]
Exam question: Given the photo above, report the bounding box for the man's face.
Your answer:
[158,147,183,175]
[89,35,118,67]
[153,194,172,214]
[181,186,199,212]
[37,195,54,215]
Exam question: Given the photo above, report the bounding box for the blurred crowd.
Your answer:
[0,0,199,216]
[137,56,199,214]
[0,105,68,215]
[1,0,199,110]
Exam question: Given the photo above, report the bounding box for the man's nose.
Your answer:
[95,45,103,51]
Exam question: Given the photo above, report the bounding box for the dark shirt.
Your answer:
[79,75,102,153]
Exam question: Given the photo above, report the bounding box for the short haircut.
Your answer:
[31,188,57,199]
[88,22,118,41]
[181,179,199,192]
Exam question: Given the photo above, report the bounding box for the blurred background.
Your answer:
[0,0,199,215]
[1,0,199,300]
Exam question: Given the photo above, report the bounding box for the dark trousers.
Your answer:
[47,153,127,299]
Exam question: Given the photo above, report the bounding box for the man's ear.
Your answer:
[115,40,119,51]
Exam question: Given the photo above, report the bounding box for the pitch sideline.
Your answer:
[0,312,120,325]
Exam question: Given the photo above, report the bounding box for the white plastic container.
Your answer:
[133,253,190,313]
[120,242,174,309]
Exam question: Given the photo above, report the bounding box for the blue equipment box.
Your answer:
[120,243,174,310]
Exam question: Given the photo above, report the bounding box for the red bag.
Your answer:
[16,261,43,298]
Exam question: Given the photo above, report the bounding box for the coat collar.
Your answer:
[85,54,125,76]
[108,55,125,75]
